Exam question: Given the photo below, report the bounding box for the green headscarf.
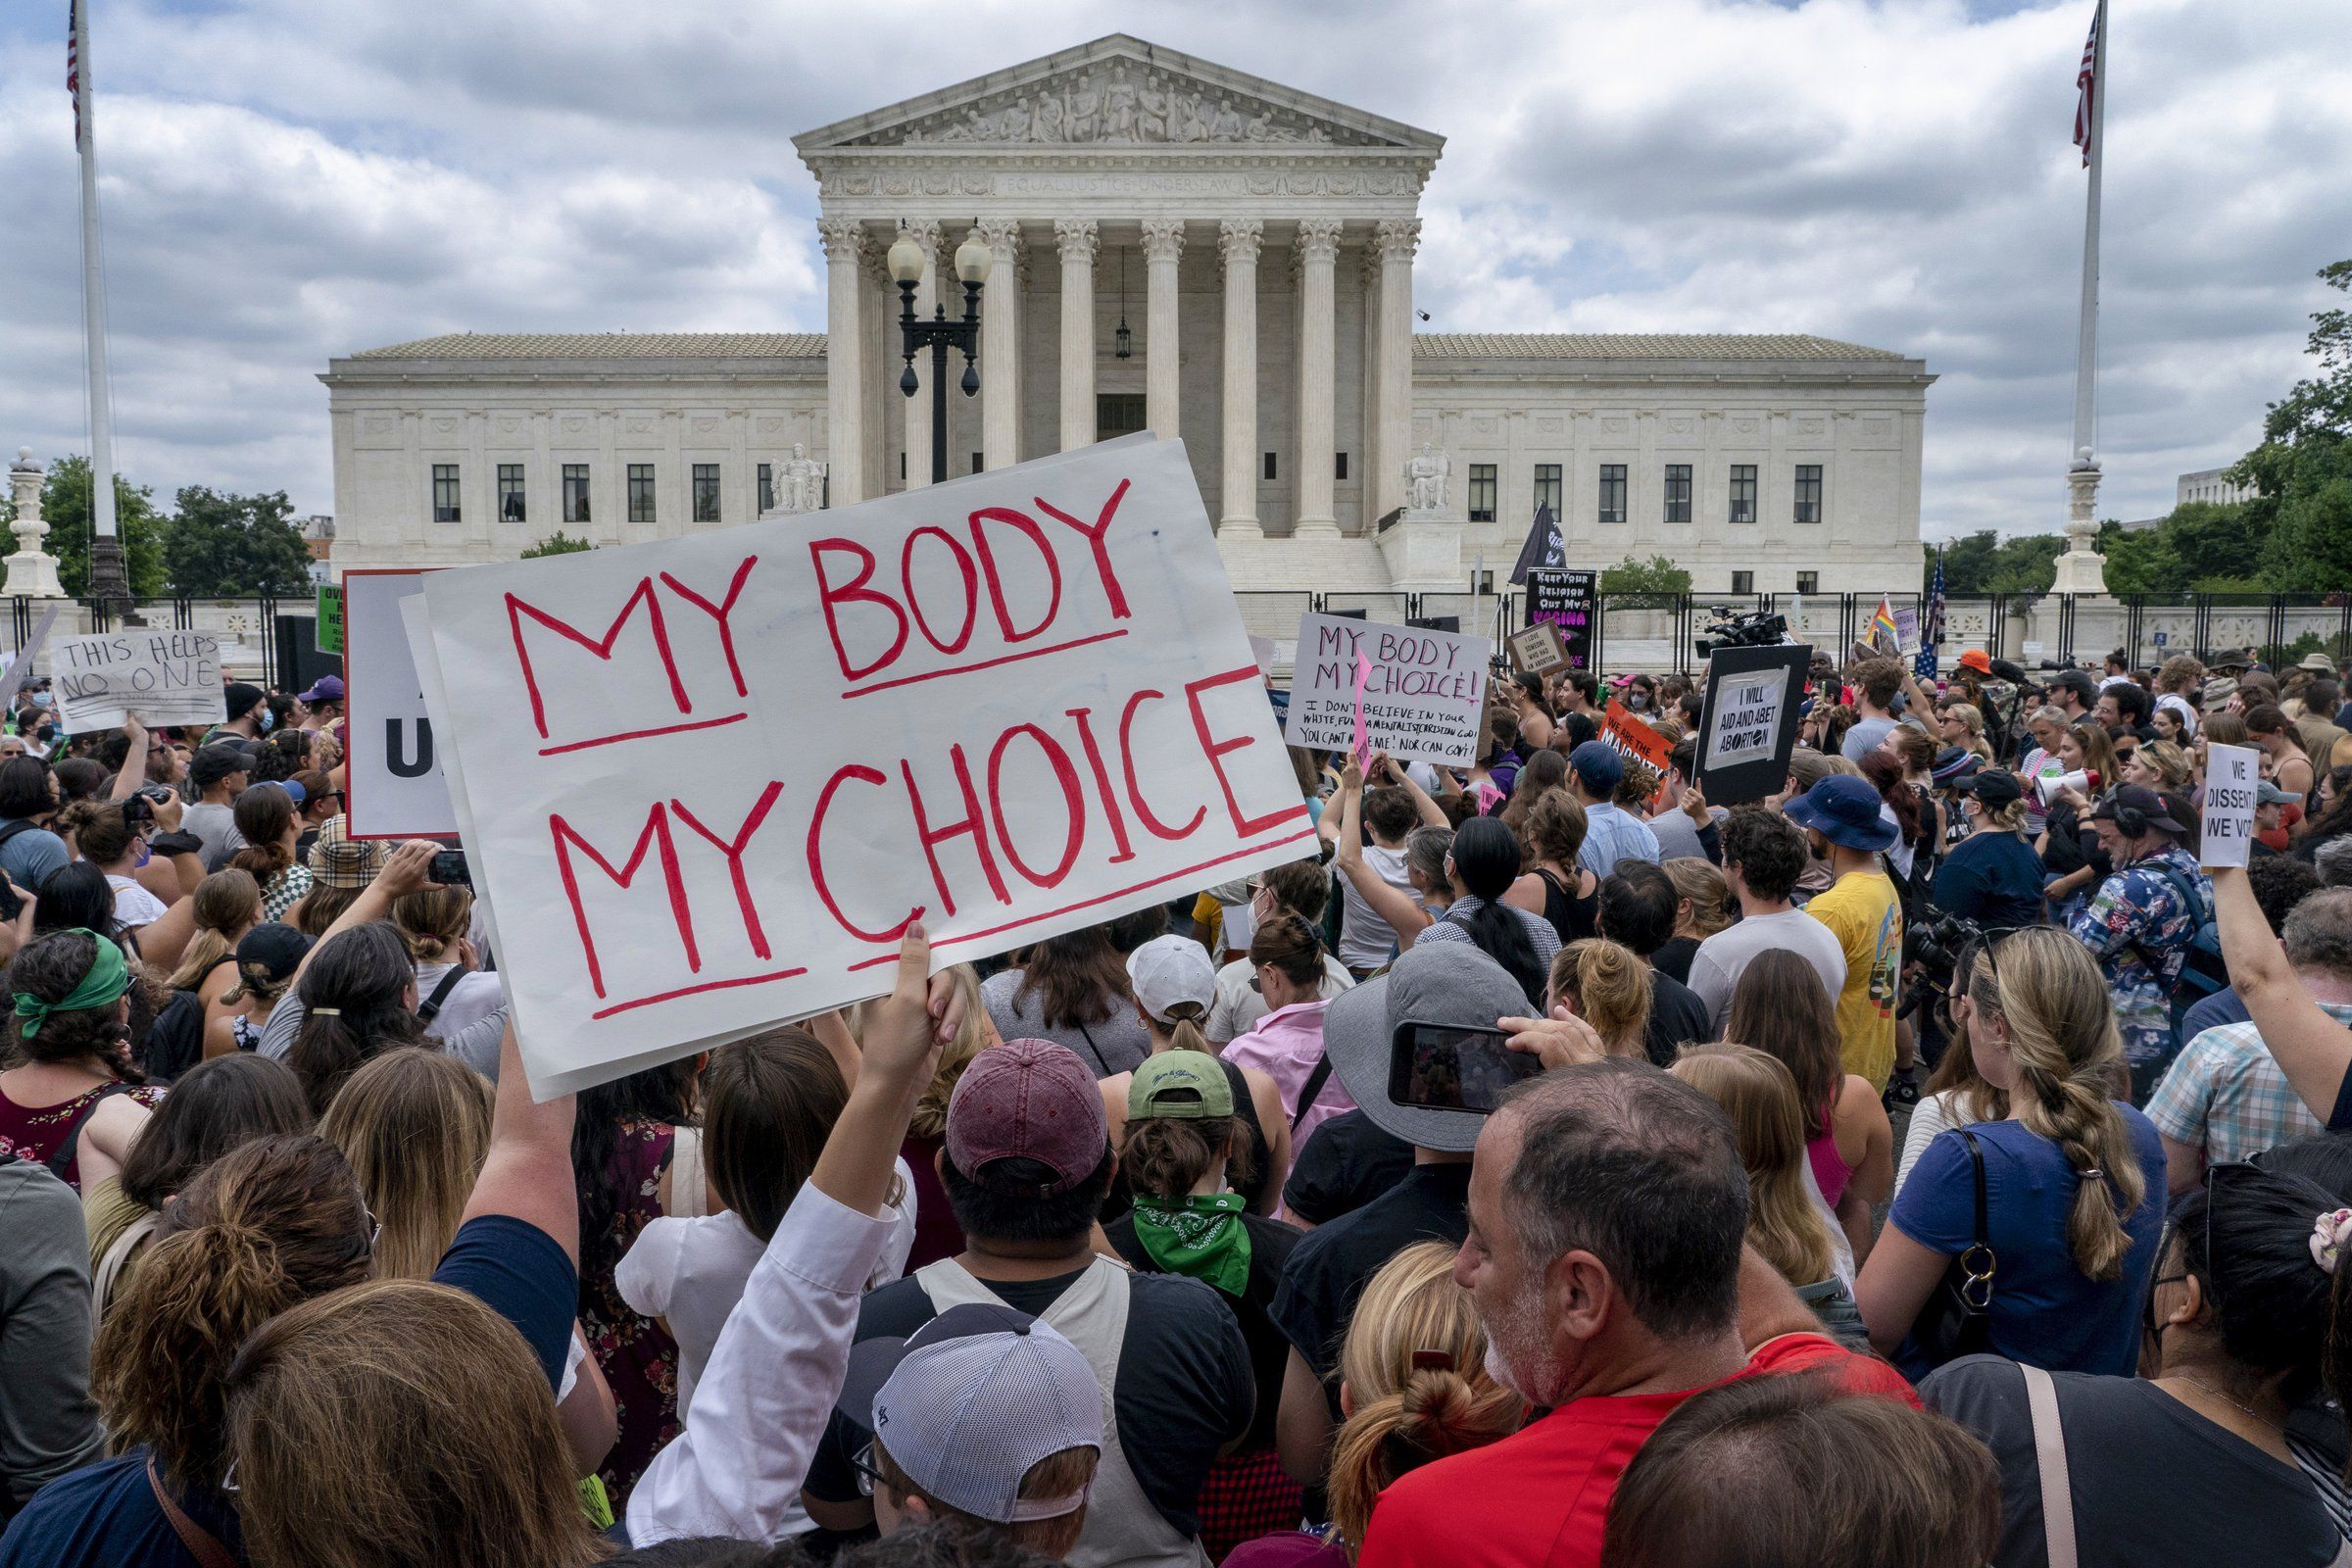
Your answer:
[1130,1191,1252,1298]
[14,929,130,1040]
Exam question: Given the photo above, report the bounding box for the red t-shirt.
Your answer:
[1355,1334,1918,1568]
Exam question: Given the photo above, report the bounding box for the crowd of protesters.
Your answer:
[6,637,2352,1568]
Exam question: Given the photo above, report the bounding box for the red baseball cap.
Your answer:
[945,1038,1108,1196]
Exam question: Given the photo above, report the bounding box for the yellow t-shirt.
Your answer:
[1805,870,1903,1092]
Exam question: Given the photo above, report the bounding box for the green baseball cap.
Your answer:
[1127,1051,1234,1121]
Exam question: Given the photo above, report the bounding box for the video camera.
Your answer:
[1693,608,1789,662]
[1899,908,1986,1021]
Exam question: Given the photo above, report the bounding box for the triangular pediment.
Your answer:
[795,35,1442,154]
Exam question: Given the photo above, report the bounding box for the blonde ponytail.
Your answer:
[1546,939,1651,1058]
[1161,1001,1209,1056]
[1968,929,2145,1281]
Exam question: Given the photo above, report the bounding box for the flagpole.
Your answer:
[2054,0,2109,594]
[74,0,133,612]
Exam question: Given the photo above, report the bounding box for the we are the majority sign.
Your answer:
[411,437,1315,1096]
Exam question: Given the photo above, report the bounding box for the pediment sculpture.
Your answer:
[856,61,1375,147]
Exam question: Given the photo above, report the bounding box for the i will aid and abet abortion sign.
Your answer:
[414,438,1315,1097]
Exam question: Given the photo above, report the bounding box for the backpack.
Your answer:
[140,989,210,1085]
[2135,859,2227,1039]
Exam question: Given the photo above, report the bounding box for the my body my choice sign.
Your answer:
[412,437,1315,1097]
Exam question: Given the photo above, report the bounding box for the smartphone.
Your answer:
[1388,1020,1544,1114]
[430,849,471,888]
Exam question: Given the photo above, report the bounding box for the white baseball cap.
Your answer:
[1125,934,1216,1022]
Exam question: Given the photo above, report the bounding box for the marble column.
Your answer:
[863,245,892,497]
[1218,220,1264,537]
[1371,219,1421,522]
[1293,220,1344,538]
[1054,220,1100,453]
[976,220,1023,470]
[1357,249,1381,533]
[899,220,943,489]
[1141,220,1185,441]
[818,218,867,507]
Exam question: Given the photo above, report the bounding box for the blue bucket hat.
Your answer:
[1784,774,1900,853]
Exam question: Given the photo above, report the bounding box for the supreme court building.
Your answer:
[323,34,1933,596]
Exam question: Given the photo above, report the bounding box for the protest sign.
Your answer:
[1892,604,1920,655]
[1507,621,1570,675]
[50,630,223,731]
[1599,700,1673,776]
[345,568,458,839]
[1526,568,1596,670]
[2199,743,2260,869]
[412,436,1315,1098]
[1692,643,1812,806]
[1283,612,1490,766]
[0,606,62,701]
[316,584,344,656]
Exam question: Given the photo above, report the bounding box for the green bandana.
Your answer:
[1130,1192,1252,1298]
[14,929,130,1040]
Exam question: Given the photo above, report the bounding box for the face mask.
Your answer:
[1625,693,1647,710]
[257,709,276,734]
[32,693,52,709]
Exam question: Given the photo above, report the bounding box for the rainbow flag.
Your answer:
[1867,597,1900,655]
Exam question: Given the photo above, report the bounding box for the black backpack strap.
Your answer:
[45,1082,138,1184]
[0,818,41,850]
[1292,1054,1337,1132]
[415,965,467,1025]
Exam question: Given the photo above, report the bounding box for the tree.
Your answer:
[0,455,169,598]
[521,532,595,559]
[2095,500,2270,595]
[1598,554,1691,595]
[161,486,314,598]
[2243,260,2352,592]
[1931,529,2065,595]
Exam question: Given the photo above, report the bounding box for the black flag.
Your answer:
[1508,503,1564,585]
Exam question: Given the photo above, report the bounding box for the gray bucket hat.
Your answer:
[1323,942,1538,1153]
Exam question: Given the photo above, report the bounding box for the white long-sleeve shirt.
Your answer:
[625,1180,900,1546]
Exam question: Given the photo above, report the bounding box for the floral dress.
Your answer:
[578,1117,682,1507]
[0,1079,166,1193]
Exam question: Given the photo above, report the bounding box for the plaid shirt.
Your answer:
[2143,1005,2351,1166]
[2068,844,2209,1070]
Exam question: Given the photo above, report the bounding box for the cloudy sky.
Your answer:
[1,0,2344,540]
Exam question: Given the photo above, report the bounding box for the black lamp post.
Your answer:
[889,224,993,485]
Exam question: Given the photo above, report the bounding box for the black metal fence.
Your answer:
[10,596,297,691]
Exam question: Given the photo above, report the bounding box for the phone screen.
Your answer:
[430,850,471,888]
[1388,1021,1544,1114]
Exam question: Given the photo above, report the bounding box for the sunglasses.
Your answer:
[851,1440,886,1498]
[2144,1159,2253,1340]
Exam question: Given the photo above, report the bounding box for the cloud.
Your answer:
[0,0,2342,543]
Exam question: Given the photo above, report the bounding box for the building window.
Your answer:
[563,464,591,524]
[1336,452,1348,480]
[758,463,773,514]
[497,464,525,523]
[693,464,720,525]
[1794,465,1823,523]
[1730,465,1757,524]
[1264,452,1278,482]
[431,465,461,524]
[1599,465,1627,525]
[972,451,984,474]
[627,465,657,526]
[1731,570,1754,595]
[1534,464,1561,517]
[1796,570,1819,594]
[1468,464,1496,522]
[1664,465,1692,523]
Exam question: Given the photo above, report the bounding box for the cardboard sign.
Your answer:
[1892,605,1921,655]
[411,437,1315,1098]
[1507,621,1570,675]
[1284,612,1491,766]
[316,584,344,656]
[50,630,224,730]
[2200,743,2260,869]
[1693,644,1813,806]
[1600,700,1673,776]
[1526,568,1596,670]
[345,569,457,839]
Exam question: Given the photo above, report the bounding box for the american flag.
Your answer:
[1916,559,1945,682]
[67,0,82,148]
[2073,1,2101,168]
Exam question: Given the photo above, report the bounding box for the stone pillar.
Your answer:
[2049,456,2110,594]
[1141,220,1185,441]
[1054,220,1100,453]
[1357,249,1381,534]
[976,220,1023,470]
[1293,220,1344,538]
[1371,219,1421,523]
[1218,220,1264,537]
[818,218,867,508]
[5,449,66,599]
[899,220,944,489]
[864,247,893,496]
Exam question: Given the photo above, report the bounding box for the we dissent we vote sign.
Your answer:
[414,437,1314,1097]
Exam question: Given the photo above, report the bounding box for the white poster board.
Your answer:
[1281,612,1490,766]
[2200,743,2260,869]
[344,569,458,839]
[50,630,224,730]
[1705,673,1787,771]
[411,437,1315,1097]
